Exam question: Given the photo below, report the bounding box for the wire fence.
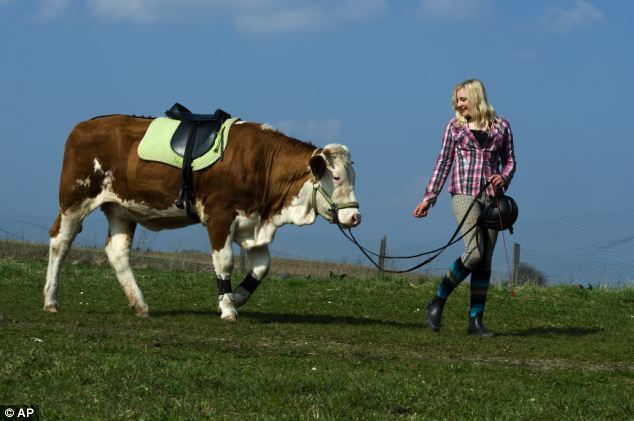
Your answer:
[0,207,632,287]
[356,211,634,287]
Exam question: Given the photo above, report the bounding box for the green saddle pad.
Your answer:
[138,117,240,170]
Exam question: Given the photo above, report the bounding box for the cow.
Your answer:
[43,114,361,320]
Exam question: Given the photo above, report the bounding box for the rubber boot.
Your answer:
[425,297,445,332]
[467,311,493,337]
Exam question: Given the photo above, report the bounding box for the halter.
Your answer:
[309,148,359,224]
[311,181,359,224]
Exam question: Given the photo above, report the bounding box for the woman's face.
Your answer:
[456,88,470,119]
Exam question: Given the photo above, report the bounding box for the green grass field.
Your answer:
[1,256,632,419]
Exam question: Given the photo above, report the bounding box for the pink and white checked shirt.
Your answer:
[422,117,516,205]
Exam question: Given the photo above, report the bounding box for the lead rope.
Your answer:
[496,198,515,297]
[333,182,491,273]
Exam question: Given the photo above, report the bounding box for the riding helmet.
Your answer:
[478,195,519,233]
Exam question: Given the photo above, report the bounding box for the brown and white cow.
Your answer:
[44,114,361,320]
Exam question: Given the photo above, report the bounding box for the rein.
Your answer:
[330,182,492,274]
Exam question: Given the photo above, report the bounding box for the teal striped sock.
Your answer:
[469,268,491,317]
[436,258,471,299]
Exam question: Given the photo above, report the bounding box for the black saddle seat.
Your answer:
[170,120,219,159]
[167,103,231,159]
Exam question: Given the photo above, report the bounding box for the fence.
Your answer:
[1,207,633,286]
[374,234,523,285]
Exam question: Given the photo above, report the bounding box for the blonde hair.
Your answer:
[451,79,497,130]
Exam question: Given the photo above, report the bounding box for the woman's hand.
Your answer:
[413,200,431,218]
[489,174,506,190]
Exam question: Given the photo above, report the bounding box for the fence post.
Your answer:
[511,242,520,287]
[239,247,246,274]
[378,235,387,276]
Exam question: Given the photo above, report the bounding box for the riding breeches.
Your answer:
[451,194,498,271]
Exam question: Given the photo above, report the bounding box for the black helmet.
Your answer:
[478,195,519,233]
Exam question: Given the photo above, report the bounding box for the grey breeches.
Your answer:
[451,194,498,271]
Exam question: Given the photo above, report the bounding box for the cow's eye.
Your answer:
[333,176,341,181]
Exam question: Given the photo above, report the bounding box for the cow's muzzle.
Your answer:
[328,202,361,228]
[312,182,360,227]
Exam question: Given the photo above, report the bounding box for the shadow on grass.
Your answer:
[150,309,421,328]
[499,326,604,337]
[145,309,422,329]
[240,310,421,328]
[151,309,214,318]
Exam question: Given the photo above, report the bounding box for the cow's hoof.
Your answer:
[220,313,237,321]
[218,293,237,320]
[43,304,59,313]
[135,309,150,318]
[219,306,238,321]
[133,304,150,317]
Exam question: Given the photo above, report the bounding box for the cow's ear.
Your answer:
[309,154,327,179]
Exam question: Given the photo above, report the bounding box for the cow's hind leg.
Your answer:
[44,211,85,312]
[103,207,149,317]
[234,245,270,308]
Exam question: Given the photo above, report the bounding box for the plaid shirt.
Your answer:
[423,117,516,205]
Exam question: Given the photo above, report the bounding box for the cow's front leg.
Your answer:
[213,246,237,320]
[208,220,238,321]
[234,245,270,308]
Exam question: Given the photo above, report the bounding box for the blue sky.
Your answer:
[1,1,632,282]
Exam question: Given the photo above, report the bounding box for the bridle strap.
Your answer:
[311,182,359,223]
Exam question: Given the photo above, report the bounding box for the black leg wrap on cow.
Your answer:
[216,278,233,295]
[237,273,262,294]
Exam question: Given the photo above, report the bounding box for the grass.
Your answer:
[0,256,632,419]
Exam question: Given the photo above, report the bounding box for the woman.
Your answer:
[412,79,516,336]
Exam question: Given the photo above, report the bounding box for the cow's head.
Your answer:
[309,144,361,228]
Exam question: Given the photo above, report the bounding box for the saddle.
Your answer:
[165,103,231,221]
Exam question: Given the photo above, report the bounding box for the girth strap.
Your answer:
[175,125,199,221]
